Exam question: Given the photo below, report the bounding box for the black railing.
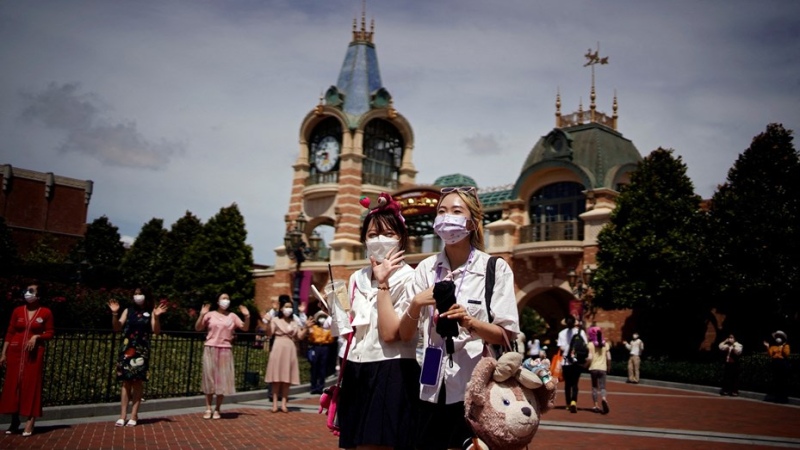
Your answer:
[1,329,273,407]
[519,220,584,243]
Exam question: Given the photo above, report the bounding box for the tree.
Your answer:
[120,218,166,290]
[175,204,254,309]
[0,217,19,268]
[591,148,710,356]
[75,216,125,269]
[24,234,64,264]
[707,124,800,347]
[159,211,203,298]
[69,215,125,287]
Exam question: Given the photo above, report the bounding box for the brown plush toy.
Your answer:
[464,352,557,450]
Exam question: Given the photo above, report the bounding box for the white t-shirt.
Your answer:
[626,338,644,356]
[345,263,418,363]
[407,250,520,404]
[557,327,588,366]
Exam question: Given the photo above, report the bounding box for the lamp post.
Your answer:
[567,265,594,319]
[284,212,321,312]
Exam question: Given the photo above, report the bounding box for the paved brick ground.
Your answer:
[2,378,798,449]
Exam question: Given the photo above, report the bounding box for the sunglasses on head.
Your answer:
[440,186,476,194]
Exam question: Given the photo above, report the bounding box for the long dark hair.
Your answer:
[594,330,604,352]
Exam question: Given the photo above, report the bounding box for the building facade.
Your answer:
[254,15,643,346]
[0,164,93,256]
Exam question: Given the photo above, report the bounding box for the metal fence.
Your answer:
[1,329,273,407]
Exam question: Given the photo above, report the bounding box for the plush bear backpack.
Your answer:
[464,352,557,450]
[463,257,557,449]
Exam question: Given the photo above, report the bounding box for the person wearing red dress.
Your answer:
[0,284,55,437]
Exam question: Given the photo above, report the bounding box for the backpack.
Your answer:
[568,332,589,365]
[484,256,518,353]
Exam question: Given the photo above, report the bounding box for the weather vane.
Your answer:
[583,42,610,123]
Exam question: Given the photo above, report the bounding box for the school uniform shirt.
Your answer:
[407,249,520,404]
[346,263,417,363]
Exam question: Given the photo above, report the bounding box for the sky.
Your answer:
[1,1,799,265]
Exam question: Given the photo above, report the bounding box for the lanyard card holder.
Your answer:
[420,346,443,386]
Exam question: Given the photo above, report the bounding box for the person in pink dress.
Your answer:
[264,298,307,413]
[194,293,251,419]
[0,285,55,437]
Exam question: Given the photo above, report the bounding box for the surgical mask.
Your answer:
[317,317,327,326]
[433,214,471,245]
[632,334,639,340]
[24,292,37,303]
[218,299,230,310]
[366,235,399,263]
[282,308,294,318]
[776,338,784,344]
[133,294,145,305]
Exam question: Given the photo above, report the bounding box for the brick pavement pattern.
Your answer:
[2,379,799,449]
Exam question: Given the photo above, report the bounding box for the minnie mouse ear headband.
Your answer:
[360,193,406,227]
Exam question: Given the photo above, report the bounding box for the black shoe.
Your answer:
[601,399,610,414]
[4,416,20,435]
[569,401,577,413]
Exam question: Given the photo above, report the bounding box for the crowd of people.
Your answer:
[0,189,795,445]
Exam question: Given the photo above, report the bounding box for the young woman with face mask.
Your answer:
[195,294,251,419]
[398,186,520,450]
[264,299,308,413]
[0,285,54,437]
[336,192,420,450]
[108,288,167,427]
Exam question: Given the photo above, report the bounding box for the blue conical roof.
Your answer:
[325,18,390,127]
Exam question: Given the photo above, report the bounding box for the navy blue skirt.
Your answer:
[338,358,421,450]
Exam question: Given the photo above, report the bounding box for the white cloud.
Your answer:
[19,82,184,169]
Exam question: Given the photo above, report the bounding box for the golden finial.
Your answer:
[578,97,584,124]
[388,97,397,120]
[612,89,618,130]
[555,88,562,127]
[315,92,324,115]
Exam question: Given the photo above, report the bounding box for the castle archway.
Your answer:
[516,280,576,355]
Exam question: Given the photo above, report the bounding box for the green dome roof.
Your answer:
[433,174,477,188]
[517,123,642,191]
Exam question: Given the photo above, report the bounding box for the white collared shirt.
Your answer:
[345,263,418,363]
[406,250,520,404]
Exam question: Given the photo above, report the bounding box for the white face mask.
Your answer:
[433,214,471,245]
[365,235,399,263]
[282,308,294,318]
[775,338,784,344]
[218,299,230,310]
[317,317,327,325]
[133,294,145,305]
[24,291,37,303]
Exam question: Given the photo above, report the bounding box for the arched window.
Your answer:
[362,119,403,189]
[527,182,585,241]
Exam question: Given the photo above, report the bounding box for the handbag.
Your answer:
[551,350,564,382]
[318,281,356,435]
